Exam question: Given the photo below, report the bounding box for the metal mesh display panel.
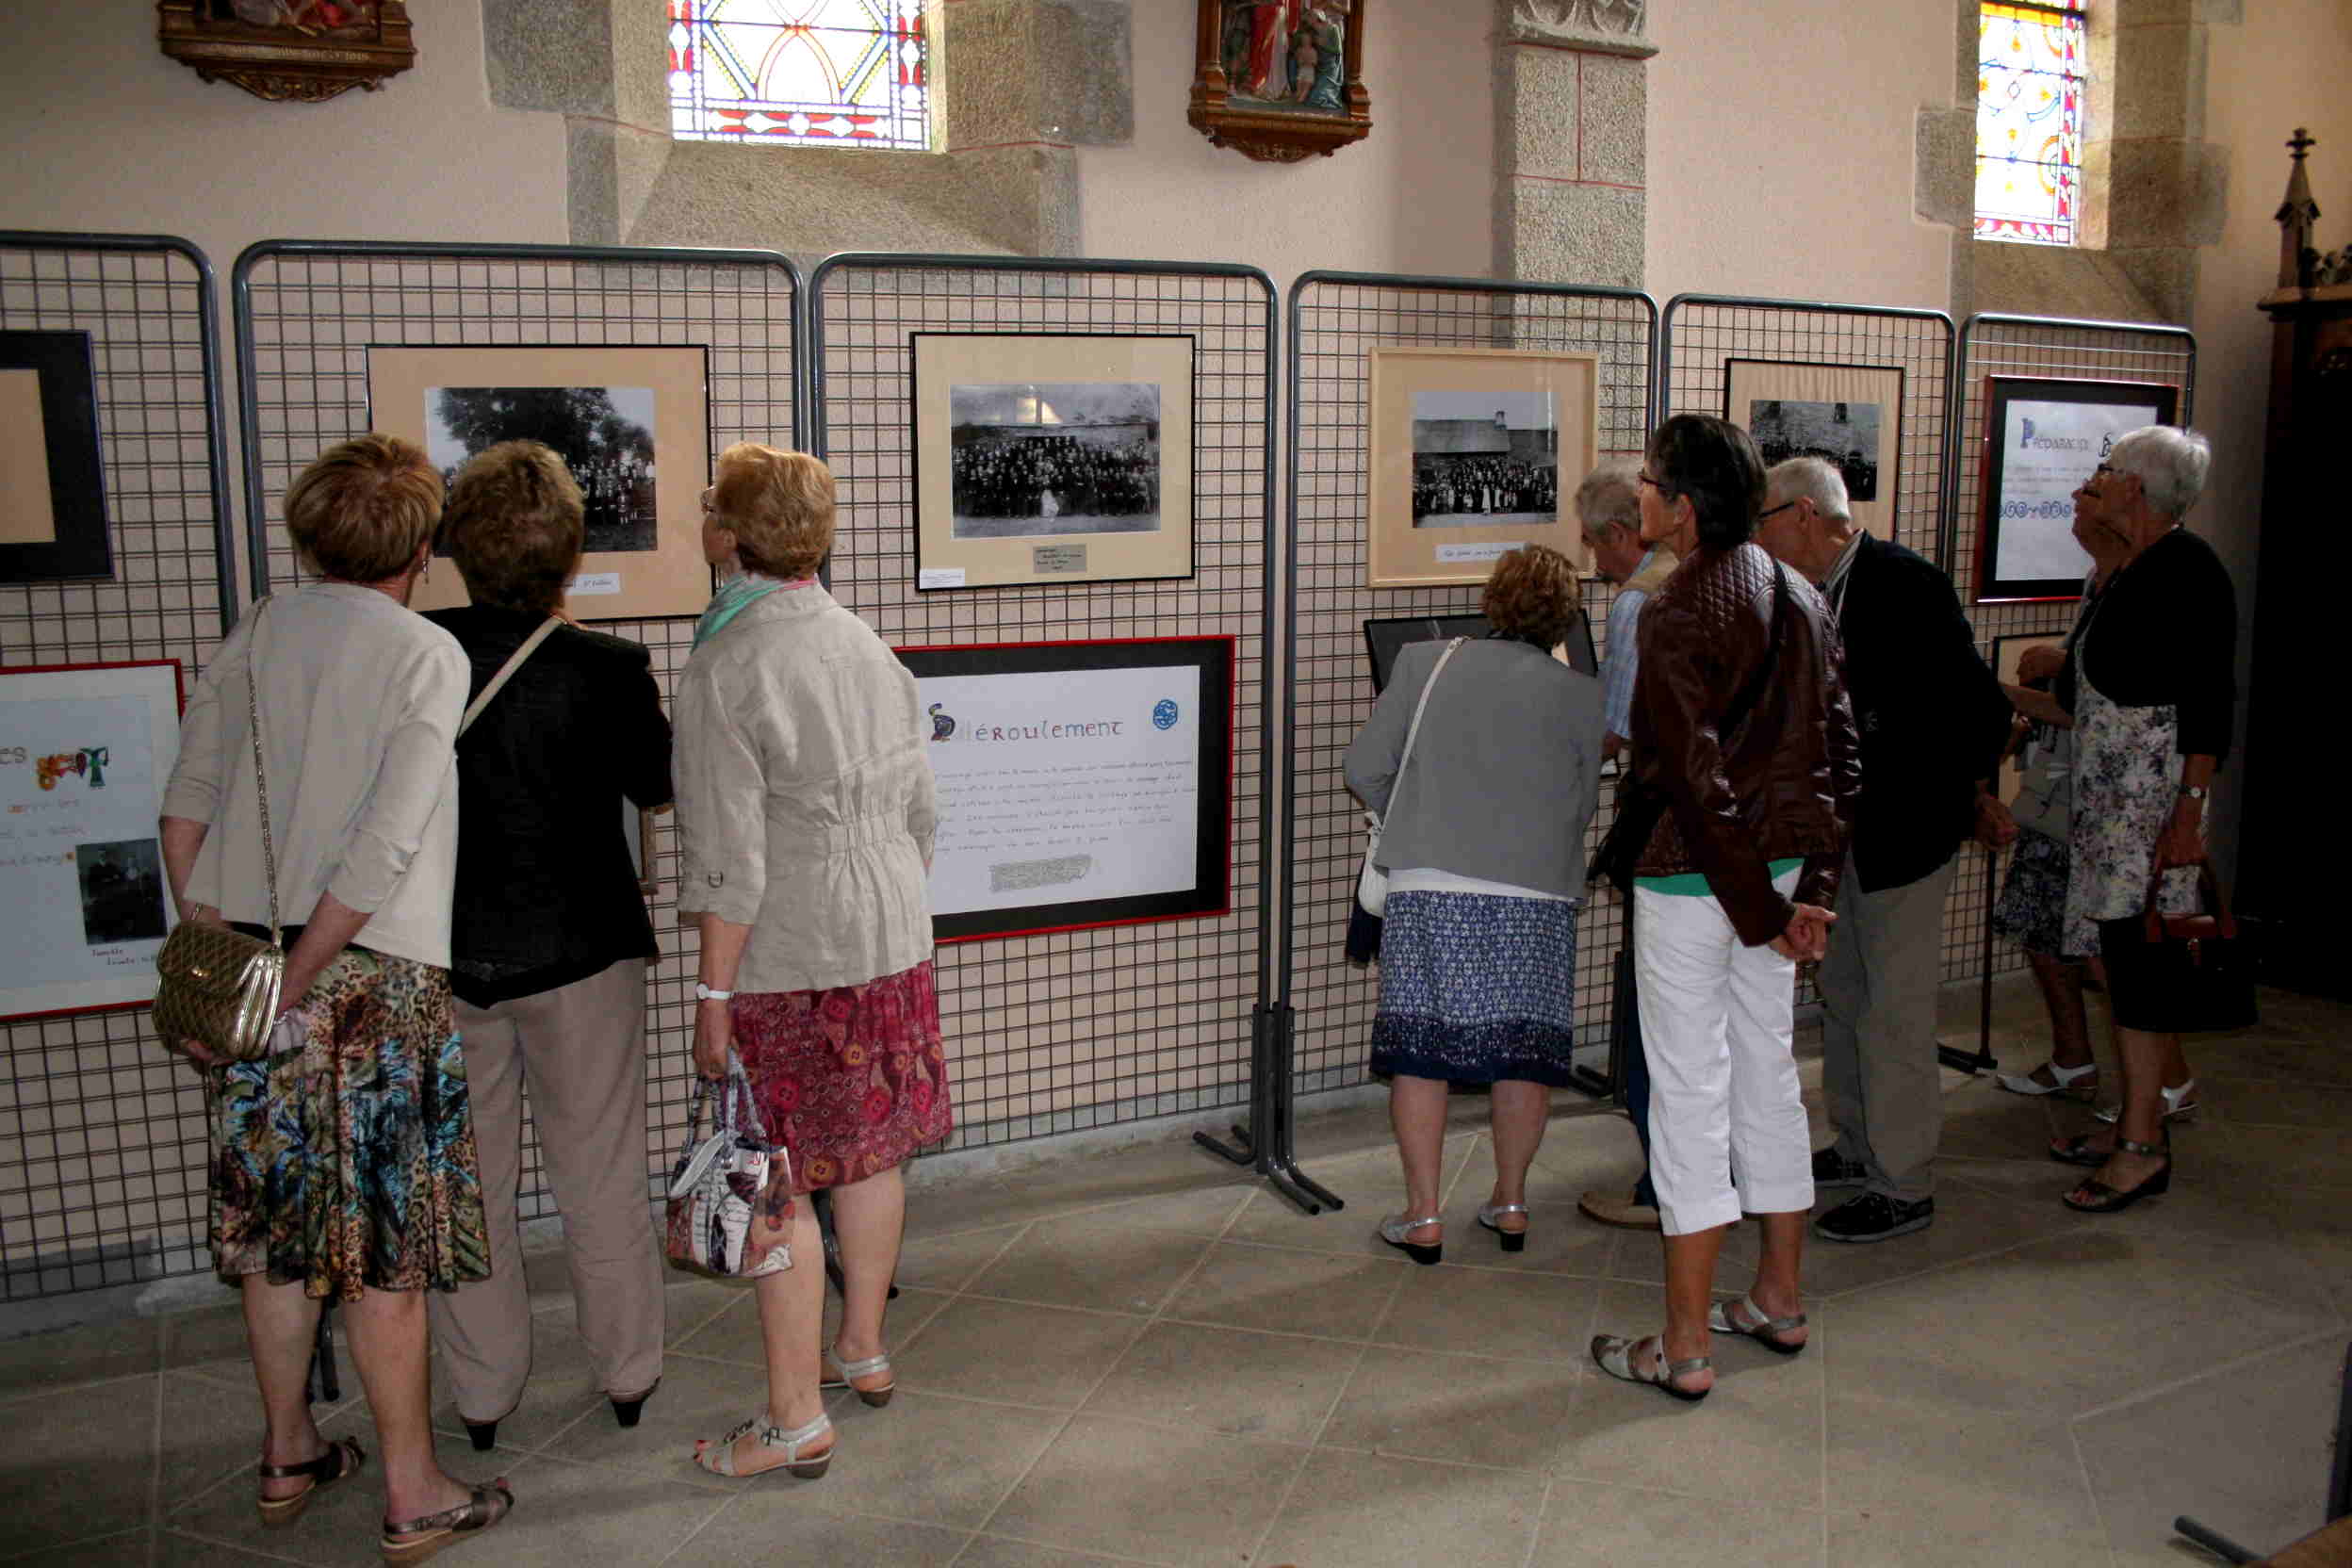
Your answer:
[808,254,1275,1151]
[1284,273,1658,1097]
[1952,313,2196,986]
[0,232,236,1299]
[1658,295,1977,992]
[234,239,798,1229]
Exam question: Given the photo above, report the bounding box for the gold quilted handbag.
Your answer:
[153,612,288,1062]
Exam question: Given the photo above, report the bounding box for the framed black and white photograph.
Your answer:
[1977,375,2179,603]
[892,636,1233,942]
[1723,358,1905,541]
[0,659,183,1022]
[1367,348,1598,589]
[1410,390,1560,528]
[912,334,1196,591]
[368,344,713,621]
[1362,612,1597,693]
[0,330,112,584]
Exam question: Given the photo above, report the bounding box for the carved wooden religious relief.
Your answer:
[156,0,416,104]
[1190,0,1371,164]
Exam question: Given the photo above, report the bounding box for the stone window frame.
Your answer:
[481,0,1133,263]
[1923,0,2236,325]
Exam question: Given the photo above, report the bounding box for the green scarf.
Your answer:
[694,571,801,647]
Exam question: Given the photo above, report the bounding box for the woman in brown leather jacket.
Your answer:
[1591,415,1861,1403]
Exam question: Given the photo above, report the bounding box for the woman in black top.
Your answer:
[422,441,676,1445]
[2042,426,2235,1214]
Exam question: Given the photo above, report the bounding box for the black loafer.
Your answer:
[1810,1148,1869,1189]
[1813,1191,1934,1244]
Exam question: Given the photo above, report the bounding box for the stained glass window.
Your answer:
[1976,0,2085,244]
[668,1,930,150]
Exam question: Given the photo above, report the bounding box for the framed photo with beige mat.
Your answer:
[367,344,713,621]
[0,331,111,584]
[1366,347,1599,589]
[1723,358,1905,542]
[911,333,1197,592]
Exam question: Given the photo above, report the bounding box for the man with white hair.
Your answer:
[1756,458,2012,1242]
[1573,457,1678,1232]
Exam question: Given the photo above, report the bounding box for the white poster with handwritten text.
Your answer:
[919,663,1202,919]
[1,662,182,1020]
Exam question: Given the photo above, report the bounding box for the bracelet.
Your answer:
[694,983,734,1003]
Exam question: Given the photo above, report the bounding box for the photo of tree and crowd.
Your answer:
[947,382,1163,539]
[1745,398,1883,502]
[424,384,661,553]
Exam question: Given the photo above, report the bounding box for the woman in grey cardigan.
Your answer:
[1344,545,1605,1263]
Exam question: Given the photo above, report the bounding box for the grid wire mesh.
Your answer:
[1,236,234,1299]
[237,242,797,1236]
[1285,277,1658,1095]
[1660,298,1968,997]
[1952,313,2196,987]
[810,257,1273,1150]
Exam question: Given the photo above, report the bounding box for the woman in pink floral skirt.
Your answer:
[673,444,953,1480]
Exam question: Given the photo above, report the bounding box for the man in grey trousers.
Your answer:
[1756,459,2012,1242]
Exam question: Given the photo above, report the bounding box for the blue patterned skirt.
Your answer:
[1370,890,1579,1086]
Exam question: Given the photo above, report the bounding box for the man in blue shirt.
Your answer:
[1574,459,1679,1232]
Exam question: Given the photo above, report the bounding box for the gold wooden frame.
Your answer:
[156,0,416,104]
[1190,0,1371,164]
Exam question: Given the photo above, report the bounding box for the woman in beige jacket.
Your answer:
[678,444,952,1480]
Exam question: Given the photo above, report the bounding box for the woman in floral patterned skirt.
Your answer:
[676,444,952,1480]
[160,435,511,1561]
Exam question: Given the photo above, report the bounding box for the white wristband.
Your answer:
[694,983,733,1003]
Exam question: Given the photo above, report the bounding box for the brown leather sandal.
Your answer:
[378,1479,514,1565]
[255,1436,366,1527]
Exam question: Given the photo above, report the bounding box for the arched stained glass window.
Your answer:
[668,1,930,150]
[1976,0,2086,245]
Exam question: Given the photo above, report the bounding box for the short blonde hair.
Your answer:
[284,434,443,582]
[442,440,584,615]
[710,443,835,579]
[1481,543,1584,649]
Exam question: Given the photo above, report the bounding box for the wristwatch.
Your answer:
[2178,785,2209,802]
[694,983,733,1003]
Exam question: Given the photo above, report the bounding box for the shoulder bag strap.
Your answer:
[458,616,564,737]
[243,599,283,947]
[1384,636,1468,825]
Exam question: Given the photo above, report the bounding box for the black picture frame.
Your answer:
[1363,612,1597,693]
[0,331,112,584]
[1978,376,2180,603]
[893,636,1233,942]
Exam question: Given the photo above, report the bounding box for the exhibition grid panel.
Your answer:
[233,238,801,1236]
[1952,312,2198,993]
[808,254,1276,1153]
[1283,273,1659,1123]
[0,232,236,1300]
[1658,295,1980,995]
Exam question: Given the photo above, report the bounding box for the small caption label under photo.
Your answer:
[567,571,621,596]
[1434,542,1523,564]
[1032,544,1087,576]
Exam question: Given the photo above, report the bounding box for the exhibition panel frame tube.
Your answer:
[807,253,1282,1170]
[0,229,237,1301]
[1952,312,2197,1064]
[1282,271,1662,1180]
[231,237,800,1240]
[1658,294,1989,1070]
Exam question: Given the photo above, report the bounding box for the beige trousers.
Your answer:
[1821,851,1959,1203]
[429,956,663,1419]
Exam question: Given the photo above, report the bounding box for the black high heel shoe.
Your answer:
[463,1419,498,1452]
[2062,1135,2171,1213]
[610,1380,659,1429]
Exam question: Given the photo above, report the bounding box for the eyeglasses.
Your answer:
[1757,500,1800,521]
[699,486,719,514]
[1636,471,1670,493]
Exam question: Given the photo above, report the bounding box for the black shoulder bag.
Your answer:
[1590,563,1789,894]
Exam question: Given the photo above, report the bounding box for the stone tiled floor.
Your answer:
[2,981,2347,1566]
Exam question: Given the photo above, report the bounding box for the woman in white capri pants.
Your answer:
[1590,415,1861,1402]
